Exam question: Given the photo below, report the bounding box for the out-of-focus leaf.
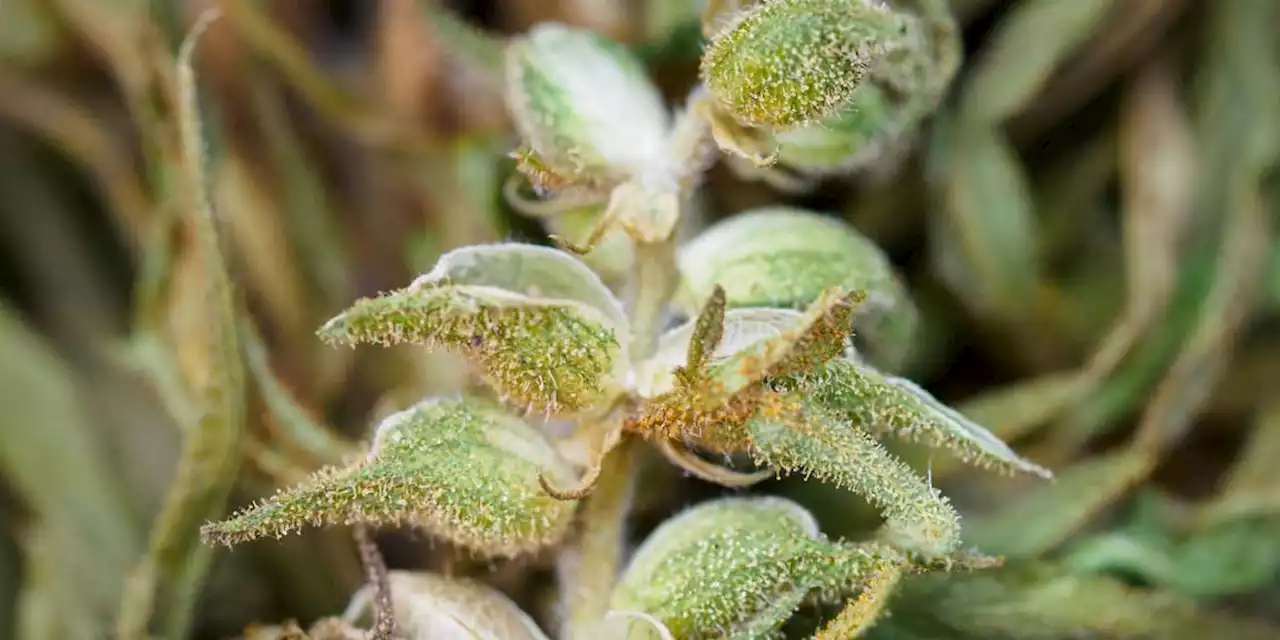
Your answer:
[0,304,141,637]
[800,358,1051,479]
[1081,60,1196,386]
[0,0,63,66]
[953,371,1083,445]
[1066,491,1280,598]
[203,397,580,557]
[866,560,1280,640]
[116,14,248,638]
[349,570,550,640]
[1199,405,1280,527]
[676,207,919,371]
[611,496,906,638]
[965,448,1152,558]
[319,243,628,415]
[926,114,1040,327]
[958,0,1115,123]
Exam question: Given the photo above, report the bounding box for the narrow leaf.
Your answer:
[319,244,627,415]
[747,394,962,557]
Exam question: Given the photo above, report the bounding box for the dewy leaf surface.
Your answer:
[202,397,579,557]
[611,496,904,639]
[677,207,919,371]
[319,243,626,414]
[800,357,1052,478]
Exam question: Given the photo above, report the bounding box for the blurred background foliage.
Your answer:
[1,0,1279,638]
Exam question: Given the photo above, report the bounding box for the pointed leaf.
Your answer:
[746,394,962,557]
[1200,404,1280,526]
[611,496,905,639]
[319,244,626,414]
[677,207,918,370]
[202,397,579,557]
[801,358,1051,478]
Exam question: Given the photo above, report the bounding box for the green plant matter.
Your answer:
[2,1,1280,639]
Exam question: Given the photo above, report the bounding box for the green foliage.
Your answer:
[202,397,579,557]
[611,496,907,639]
[700,0,904,129]
[318,243,627,415]
[12,0,1280,639]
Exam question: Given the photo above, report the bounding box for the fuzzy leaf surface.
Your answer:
[745,394,961,557]
[202,397,579,557]
[611,496,905,639]
[319,243,626,414]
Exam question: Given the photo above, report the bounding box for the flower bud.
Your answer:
[611,496,905,637]
[506,22,672,190]
[700,0,907,128]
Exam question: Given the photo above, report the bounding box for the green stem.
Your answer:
[560,239,676,639]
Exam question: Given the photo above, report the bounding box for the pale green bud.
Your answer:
[611,496,906,638]
[319,243,628,415]
[700,0,907,128]
[506,22,672,190]
[201,397,580,557]
[772,6,959,177]
[349,570,550,639]
[799,357,1052,479]
[677,207,918,371]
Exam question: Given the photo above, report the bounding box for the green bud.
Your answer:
[611,496,906,638]
[350,570,550,639]
[677,207,918,370]
[201,397,580,557]
[700,0,907,128]
[506,22,672,190]
[800,358,1052,478]
[318,243,627,414]
[746,393,962,557]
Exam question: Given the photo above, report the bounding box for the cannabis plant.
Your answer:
[196,3,1056,638]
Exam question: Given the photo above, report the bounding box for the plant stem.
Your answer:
[560,239,676,639]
